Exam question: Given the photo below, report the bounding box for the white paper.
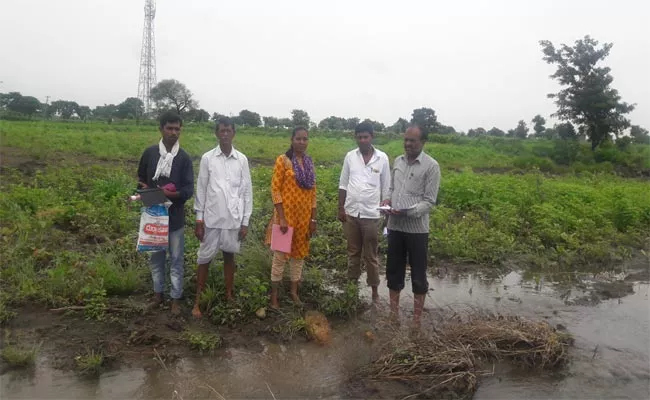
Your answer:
[377,205,392,211]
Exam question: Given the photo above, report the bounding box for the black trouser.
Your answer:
[386,230,429,294]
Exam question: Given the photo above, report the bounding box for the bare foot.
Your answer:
[147,293,163,311]
[171,299,181,316]
[270,300,280,310]
[291,293,302,306]
[191,304,202,319]
[226,295,236,304]
[371,287,379,303]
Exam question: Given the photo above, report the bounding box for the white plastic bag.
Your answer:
[137,204,169,252]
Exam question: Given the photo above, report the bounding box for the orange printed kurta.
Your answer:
[265,154,317,259]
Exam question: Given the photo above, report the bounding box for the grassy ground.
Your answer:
[0,120,649,328]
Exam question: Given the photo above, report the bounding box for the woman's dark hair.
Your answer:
[285,126,308,159]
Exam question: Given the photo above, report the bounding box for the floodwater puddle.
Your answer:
[2,265,649,399]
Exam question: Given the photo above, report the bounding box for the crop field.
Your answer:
[0,120,649,325]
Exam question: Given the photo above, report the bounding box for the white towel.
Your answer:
[153,139,179,181]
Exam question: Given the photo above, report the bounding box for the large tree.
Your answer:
[93,104,117,121]
[50,100,79,119]
[318,116,346,130]
[487,127,506,137]
[532,115,546,137]
[344,117,360,131]
[263,116,280,129]
[629,125,649,145]
[0,92,23,110]
[238,109,262,127]
[511,120,529,139]
[467,127,487,137]
[556,122,578,140]
[278,118,292,128]
[390,118,409,134]
[7,95,41,116]
[76,105,91,121]
[150,79,197,115]
[291,109,310,128]
[411,107,438,135]
[540,36,635,150]
[185,108,210,123]
[115,97,144,119]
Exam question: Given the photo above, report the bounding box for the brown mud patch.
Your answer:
[0,146,136,178]
[0,295,319,375]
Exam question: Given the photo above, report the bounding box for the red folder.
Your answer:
[270,224,293,253]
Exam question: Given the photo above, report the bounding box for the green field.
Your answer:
[0,120,649,323]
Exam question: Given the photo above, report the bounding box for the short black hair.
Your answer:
[159,110,183,129]
[408,123,427,141]
[216,117,236,132]
[355,121,374,136]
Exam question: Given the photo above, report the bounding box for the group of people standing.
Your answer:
[137,110,440,327]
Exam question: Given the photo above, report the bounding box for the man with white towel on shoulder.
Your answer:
[137,110,194,315]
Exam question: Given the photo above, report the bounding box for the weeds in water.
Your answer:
[1,342,40,367]
[320,281,362,317]
[75,348,104,375]
[272,311,307,341]
[182,330,223,354]
[0,298,17,324]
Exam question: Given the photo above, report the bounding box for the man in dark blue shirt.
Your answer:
[137,110,194,315]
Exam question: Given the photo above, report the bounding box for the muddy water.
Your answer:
[2,268,649,399]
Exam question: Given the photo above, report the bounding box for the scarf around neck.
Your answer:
[291,154,315,189]
[153,139,180,181]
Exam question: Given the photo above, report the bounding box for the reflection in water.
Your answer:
[2,270,648,399]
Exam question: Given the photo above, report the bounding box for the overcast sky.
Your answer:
[1,0,648,131]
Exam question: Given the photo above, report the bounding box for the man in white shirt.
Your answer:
[338,122,391,302]
[192,118,253,319]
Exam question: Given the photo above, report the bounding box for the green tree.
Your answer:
[390,118,409,134]
[629,125,649,145]
[532,114,546,137]
[76,105,91,121]
[540,36,635,150]
[467,127,487,137]
[0,92,23,109]
[411,107,438,135]
[50,100,79,119]
[438,124,457,134]
[93,104,117,121]
[263,116,280,128]
[115,97,144,119]
[318,116,345,130]
[238,109,262,127]
[487,127,505,137]
[291,109,310,128]
[150,79,197,115]
[279,118,292,128]
[345,117,360,131]
[512,120,529,139]
[7,96,41,116]
[186,108,210,123]
[556,122,578,140]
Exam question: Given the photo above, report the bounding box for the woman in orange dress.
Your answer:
[266,127,317,308]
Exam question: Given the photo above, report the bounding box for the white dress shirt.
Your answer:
[338,146,391,219]
[195,146,253,229]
